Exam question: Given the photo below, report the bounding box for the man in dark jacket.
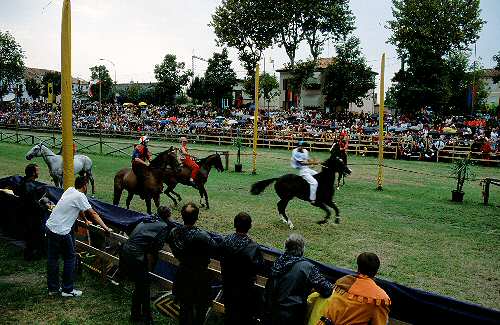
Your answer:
[219,212,264,325]
[120,206,175,324]
[265,233,333,325]
[15,163,42,260]
[168,202,217,325]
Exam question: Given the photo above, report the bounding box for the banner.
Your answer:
[47,82,54,104]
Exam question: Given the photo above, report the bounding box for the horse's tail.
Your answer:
[250,178,278,195]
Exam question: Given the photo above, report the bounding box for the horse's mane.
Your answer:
[150,149,176,169]
[197,153,219,166]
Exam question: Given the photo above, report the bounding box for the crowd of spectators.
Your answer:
[1,101,498,162]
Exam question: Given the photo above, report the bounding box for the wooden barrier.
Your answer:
[481,178,500,205]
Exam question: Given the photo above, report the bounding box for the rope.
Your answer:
[381,164,482,182]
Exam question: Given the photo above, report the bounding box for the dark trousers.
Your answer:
[46,228,76,293]
[179,301,209,325]
[120,253,152,321]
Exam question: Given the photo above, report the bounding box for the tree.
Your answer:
[154,54,191,105]
[260,73,279,109]
[387,0,484,115]
[302,0,354,61]
[0,31,25,101]
[187,77,208,104]
[41,71,61,98]
[204,48,237,109]
[273,0,304,68]
[211,0,275,78]
[89,65,113,102]
[322,37,376,113]
[493,51,500,84]
[25,78,41,101]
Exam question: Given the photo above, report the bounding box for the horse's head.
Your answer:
[324,154,351,176]
[150,147,181,172]
[212,154,224,172]
[26,143,44,160]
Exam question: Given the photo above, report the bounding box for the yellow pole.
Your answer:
[61,0,74,189]
[252,64,260,174]
[376,53,385,190]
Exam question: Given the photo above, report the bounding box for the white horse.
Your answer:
[26,143,95,194]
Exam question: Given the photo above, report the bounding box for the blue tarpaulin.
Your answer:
[0,176,498,324]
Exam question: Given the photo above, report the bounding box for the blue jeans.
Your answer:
[46,228,76,293]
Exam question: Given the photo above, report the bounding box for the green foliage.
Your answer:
[288,60,316,94]
[187,77,208,104]
[322,37,376,112]
[387,0,484,115]
[89,65,114,103]
[302,0,355,60]
[451,158,474,192]
[272,0,304,67]
[0,30,25,100]
[25,78,41,100]
[204,48,237,108]
[493,51,500,84]
[41,71,61,98]
[154,54,191,105]
[211,0,275,77]
[259,73,279,107]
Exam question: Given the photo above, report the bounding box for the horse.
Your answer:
[250,151,351,229]
[330,142,348,189]
[26,143,96,194]
[113,148,180,214]
[163,153,224,209]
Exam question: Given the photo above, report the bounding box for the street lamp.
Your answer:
[99,58,116,85]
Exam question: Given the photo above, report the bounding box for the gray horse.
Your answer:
[26,143,95,194]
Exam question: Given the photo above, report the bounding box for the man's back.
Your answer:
[122,220,172,262]
[265,254,332,325]
[323,274,391,325]
[220,233,262,287]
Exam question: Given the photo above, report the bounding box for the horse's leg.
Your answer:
[113,185,123,206]
[198,186,208,208]
[153,194,161,210]
[316,202,332,225]
[171,190,182,201]
[277,199,293,229]
[202,186,209,209]
[145,197,152,215]
[88,171,95,194]
[327,201,341,224]
[125,192,134,210]
[164,184,178,206]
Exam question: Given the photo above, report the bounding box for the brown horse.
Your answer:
[113,148,180,214]
[163,153,224,209]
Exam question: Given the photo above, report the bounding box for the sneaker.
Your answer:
[61,289,82,297]
[48,287,61,296]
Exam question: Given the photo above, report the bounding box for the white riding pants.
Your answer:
[299,167,318,201]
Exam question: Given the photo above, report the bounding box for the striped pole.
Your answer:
[376,53,385,190]
[61,0,74,189]
[252,64,260,174]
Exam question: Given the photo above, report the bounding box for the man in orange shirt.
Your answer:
[318,252,391,325]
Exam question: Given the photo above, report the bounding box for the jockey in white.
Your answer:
[291,140,318,204]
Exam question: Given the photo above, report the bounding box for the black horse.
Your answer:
[250,152,351,229]
[330,141,348,189]
[163,153,224,209]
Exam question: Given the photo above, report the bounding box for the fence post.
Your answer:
[31,135,34,145]
[224,151,229,171]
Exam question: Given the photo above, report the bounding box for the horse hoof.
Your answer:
[335,217,341,224]
[280,216,288,224]
[317,220,327,225]
[288,220,294,230]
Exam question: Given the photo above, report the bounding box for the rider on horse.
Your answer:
[338,130,349,164]
[180,137,200,186]
[132,136,152,167]
[291,140,318,204]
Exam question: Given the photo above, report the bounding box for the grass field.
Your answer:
[0,133,499,314]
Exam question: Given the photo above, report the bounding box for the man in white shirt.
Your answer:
[291,140,318,204]
[46,174,112,297]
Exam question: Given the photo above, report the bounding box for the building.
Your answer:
[1,67,88,103]
[277,58,376,113]
[482,68,500,107]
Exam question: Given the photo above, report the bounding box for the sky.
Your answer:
[1,0,499,94]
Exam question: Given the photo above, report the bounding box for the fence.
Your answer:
[0,126,498,166]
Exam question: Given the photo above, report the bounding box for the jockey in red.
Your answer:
[132,136,152,167]
[339,130,349,163]
[180,137,200,183]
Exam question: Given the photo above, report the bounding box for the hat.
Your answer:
[139,136,149,144]
[298,140,307,146]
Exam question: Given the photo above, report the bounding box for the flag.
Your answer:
[47,82,53,103]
